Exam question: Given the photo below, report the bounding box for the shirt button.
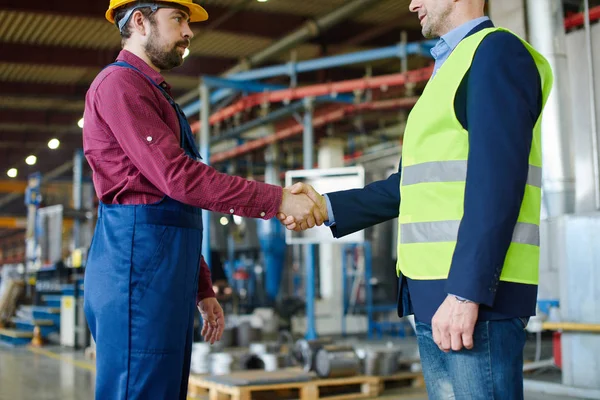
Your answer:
[260,212,266,217]
[146,136,153,142]
[230,209,234,214]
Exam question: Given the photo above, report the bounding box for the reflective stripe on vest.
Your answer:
[401,160,542,188]
[400,220,539,246]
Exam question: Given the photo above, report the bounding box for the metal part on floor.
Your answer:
[293,337,335,372]
[314,345,362,378]
[363,348,402,376]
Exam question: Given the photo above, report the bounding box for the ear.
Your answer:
[130,10,148,36]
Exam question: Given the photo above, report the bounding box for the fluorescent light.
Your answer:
[219,217,229,226]
[78,118,84,129]
[183,48,190,58]
[257,0,268,2]
[48,138,60,150]
[7,168,17,178]
[25,155,37,166]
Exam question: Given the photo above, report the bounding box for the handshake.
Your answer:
[277,183,327,231]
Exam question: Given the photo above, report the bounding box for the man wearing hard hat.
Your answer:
[83,1,324,399]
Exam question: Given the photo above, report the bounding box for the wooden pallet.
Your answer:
[378,371,425,391]
[188,369,424,400]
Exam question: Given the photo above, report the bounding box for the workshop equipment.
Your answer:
[314,345,361,378]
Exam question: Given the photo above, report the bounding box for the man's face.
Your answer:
[409,0,454,39]
[144,8,193,71]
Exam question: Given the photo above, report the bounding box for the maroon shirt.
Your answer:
[83,50,282,301]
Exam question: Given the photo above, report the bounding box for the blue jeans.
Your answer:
[415,318,528,400]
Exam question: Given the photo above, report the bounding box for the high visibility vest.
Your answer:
[396,27,553,284]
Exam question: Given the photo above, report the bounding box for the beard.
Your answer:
[421,5,453,39]
[144,30,189,71]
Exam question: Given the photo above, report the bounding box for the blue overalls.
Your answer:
[84,61,204,400]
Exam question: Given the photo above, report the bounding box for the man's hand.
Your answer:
[277,183,328,231]
[431,295,479,352]
[278,185,325,231]
[197,297,225,345]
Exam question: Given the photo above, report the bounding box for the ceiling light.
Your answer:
[78,118,84,129]
[25,155,37,166]
[48,138,60,150]
[233,215,243,225]
[257,0,268,2]
[7,168,17,178]
[183,48,190,58]
[219,217,229,226]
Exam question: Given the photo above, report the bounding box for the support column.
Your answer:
[488,0,527,38]
[72,149,83,249]
[526,0,576,217]
[199,82,211,268]
[303,98,317,340]
[317,138,345,329]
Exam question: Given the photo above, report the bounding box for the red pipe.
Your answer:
[564,5,600,30]
[210,97,418,164]
[190,66,433,132]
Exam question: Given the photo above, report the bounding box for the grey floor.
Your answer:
[0,343,588,400]
[0,344,95,400]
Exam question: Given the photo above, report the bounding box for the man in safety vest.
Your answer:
[83,1,324,399]
[280,0,553,398]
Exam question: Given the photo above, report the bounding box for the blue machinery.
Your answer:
[341,242,412,339]
[191,38,437,339]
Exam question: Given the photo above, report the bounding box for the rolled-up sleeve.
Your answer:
[93,69,282,219]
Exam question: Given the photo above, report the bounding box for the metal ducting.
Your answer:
[177,0,384,105]
[526,0,576,217]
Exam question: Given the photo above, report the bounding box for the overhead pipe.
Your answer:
[564,5,600,30]
[235,0,383,74]
[191,66,433,132]
[183,43,434,116]
[526,0,576,216]
[210,94,354,145]
[210,100,307,145]
[177,0,387,108]
[210,97,419,164]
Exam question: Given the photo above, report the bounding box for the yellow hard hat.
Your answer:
[105,0,208,24]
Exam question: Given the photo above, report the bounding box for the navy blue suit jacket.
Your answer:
[326,20,543,323]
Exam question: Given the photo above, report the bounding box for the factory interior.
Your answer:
[1,0,600,399]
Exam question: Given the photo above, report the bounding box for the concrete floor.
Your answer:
[0,344,588,400]
[0,345,95,400]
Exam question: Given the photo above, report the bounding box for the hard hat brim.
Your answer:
[106,1,208,24]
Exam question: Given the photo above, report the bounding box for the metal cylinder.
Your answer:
[314,345,361,378]
[250,341,281,355]
[211,352,238,376]
[364,349,401,376]
[259,353,288,372]
[240,354,266,370]
[220,327,235,348]
[293,338,334,372]
[236,321,261,347]
[190,342,212,374]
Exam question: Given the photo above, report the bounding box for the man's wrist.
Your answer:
[451,294,477,304]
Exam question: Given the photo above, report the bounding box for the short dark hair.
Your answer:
[114,5,157,41]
